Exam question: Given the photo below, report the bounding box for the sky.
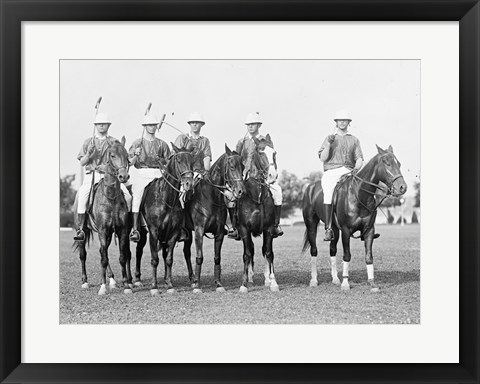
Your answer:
[60,60,420,195]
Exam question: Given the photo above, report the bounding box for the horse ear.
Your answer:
[387,145,393,153]
[121,136,126,147]
[376,144,386,154]
[225,144,232,155]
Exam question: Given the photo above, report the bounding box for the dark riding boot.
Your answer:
[129,212,140,242]
[227,207,241,241]
[323,204,334,241]
[177,227,190,243]
[272,205,284,238]
[73,213,86,241]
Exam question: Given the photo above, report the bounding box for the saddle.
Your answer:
[329,173,380,241]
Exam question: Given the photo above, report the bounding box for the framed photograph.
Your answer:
[1,0,479,383]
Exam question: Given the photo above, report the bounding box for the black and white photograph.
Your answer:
[60,59,420,324]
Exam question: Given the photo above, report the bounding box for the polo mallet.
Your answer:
[138,102,153,156]
[158,113,166,131]
[88,96,102,211]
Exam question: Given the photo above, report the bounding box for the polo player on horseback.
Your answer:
[174,112,212,241]
[74,112,132,241]
[128,112,171,242]
[319,110,364,241]
[227,112,284,240]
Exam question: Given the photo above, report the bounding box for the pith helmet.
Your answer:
[245,112,262,125]
[333,110,352,121]
[94,112,111,124]
[187,112,205,124]
[142,114,160,125]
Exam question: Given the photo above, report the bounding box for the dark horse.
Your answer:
[182,145,246,293]
[135,145,194,296]
[302,145,407,292]
[73,137,133,295]
[236,134,279,293]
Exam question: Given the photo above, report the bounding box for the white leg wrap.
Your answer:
[264,263,270,285]
[367,264,374,281]
[248,264,254,283]
[342,261,350,278]
[310,257,318,280]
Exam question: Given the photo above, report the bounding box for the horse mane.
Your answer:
[357,153,380,178]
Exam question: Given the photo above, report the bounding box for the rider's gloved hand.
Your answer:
[87,141,96,156]
[134,147,142,157]
[327,134,336,144]
[351,168,359,175]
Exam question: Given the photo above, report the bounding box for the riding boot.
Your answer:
[227,207,241,240]
[272,205,284,238]
[129,212,140,242]
[73,213,86,241]
[323,204,334,241]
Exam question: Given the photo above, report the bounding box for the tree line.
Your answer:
[60,173,420,226]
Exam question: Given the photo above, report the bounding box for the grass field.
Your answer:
[60,224,420,324]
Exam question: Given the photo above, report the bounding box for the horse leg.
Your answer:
[78,241,89,289]
[340,229,352,291]
[330,226,341,285]
[213,232,226,293]
[98,232,113,295]
[305,214,320,287]
[163,240,176,294]
[364,228,380,292]
[106,264,116,289]
[134,228,147,287]
[192,228,205,293]
[183,234,194,285]
[118,230,133,294]
[263,231,279,292]
[149,233,160,296]
[240,233,254,293]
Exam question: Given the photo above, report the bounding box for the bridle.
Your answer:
[205,154,244,203]
[244,147,275,204]
[101,145,130,202]
[158,151,194,193]
[351,153,404,213]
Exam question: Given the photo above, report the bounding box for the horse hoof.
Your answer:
[98,285,107,295]
[239,286,248,293]
[81,282,89,289]
[370,287,380,293]
[309,280,318,287]
[270,285,280,292]
[341,283,350,291]
[150,289,159,297]
[216,287,226,293]
[124,288,133,294]
[332,278,341,285]
[109,278,117,289]
[134,281,143,288]
[128,283,134,289]
[193,288,202,294]
[167,288,176,294]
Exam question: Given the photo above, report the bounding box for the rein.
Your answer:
[100,151,129,202]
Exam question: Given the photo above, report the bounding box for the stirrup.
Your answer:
[129,229,140,242]
[228,228,241,241]
[272,225,284,238]
[73,229,85,241]
[323,228,334,241]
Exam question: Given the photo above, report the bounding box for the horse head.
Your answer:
[375,144,407,196]
[170,143,195,192]
[252,133,277,181]
[224,144,246,199]
[107,136,130,183]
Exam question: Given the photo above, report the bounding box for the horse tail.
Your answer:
[301,229,311,253]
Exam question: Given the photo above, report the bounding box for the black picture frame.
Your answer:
[1,1,478,383]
